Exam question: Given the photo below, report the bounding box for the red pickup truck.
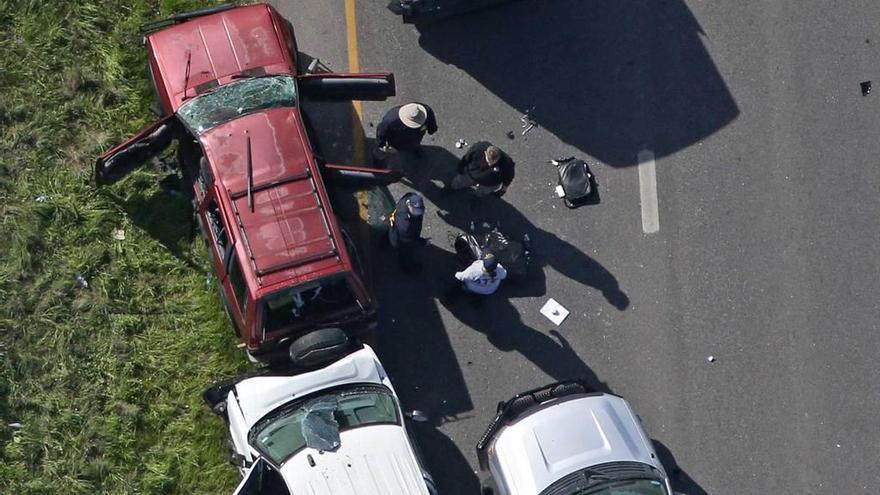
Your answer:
[96,3,395,364]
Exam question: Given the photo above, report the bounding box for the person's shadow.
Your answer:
[653,439,709,495]
[413,0,739,167]
[395,145,630,310]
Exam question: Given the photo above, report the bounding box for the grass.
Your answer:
[0,1,251,493]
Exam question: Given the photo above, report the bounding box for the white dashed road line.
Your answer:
[637,150,660,234]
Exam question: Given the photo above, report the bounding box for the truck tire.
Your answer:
[203,378,236,416]
[288,328,351,368]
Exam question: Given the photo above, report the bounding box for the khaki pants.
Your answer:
[450,174,501,197]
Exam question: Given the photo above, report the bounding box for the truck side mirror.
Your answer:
[405,410,429,422]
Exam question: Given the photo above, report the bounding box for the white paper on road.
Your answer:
[540,298,570,326]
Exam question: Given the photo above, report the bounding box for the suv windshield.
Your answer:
[250,385,399,465]
[262,276,358,333]
[576,479,667,495]
[177,75,298,134]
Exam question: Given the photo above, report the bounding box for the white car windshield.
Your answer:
[250,384,399,465]
[177,75,298,134]
[577,479,668,495]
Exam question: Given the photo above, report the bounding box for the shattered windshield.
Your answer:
[250,385,399,465]
[177,75,298,134]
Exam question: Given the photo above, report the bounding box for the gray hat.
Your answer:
[399,103,427,129]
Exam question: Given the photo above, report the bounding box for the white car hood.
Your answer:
[280,424,430,495]
[491,394,662,495]
[233,346,388,429]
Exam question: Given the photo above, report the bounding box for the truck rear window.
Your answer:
[261,276,357,333]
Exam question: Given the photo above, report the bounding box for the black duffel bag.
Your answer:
[553,157,598,208]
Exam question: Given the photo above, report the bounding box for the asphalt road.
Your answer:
[273,1,880,493]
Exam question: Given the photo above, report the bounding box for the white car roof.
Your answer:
[280,424,429,495]
[491,394,662,495]
[233,345,388,429]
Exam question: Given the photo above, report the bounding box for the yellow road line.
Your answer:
[344,0,370,222]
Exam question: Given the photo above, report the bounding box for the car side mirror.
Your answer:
[405,410,429,422]
[230,452,251,469]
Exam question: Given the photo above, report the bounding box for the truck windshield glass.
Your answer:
[250,385,399,465]
[262,276,357,333]
[564,479,668,495]
[177,75,298,134]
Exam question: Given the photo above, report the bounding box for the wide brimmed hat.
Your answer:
[399,103,427,129]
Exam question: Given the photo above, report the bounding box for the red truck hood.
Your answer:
[147,3,292,111]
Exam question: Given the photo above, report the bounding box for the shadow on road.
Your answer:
[415,0,739,166]
[653,439,709,495]
[397,145,629,309]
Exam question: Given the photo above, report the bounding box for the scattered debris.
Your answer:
[455,138,468,149]
[74,274,89,289]
[34,195,49,203]
[8,422,22,430]
[505,130,515,139]
[861,81,871,96]
[112,228,126,241]
[555,185,566,198]
[520,107,537,135]
[707,355,716,363]
[540,298,570,326]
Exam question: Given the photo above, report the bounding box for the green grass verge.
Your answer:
[0,1,251,493]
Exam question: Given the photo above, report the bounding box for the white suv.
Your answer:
[476,381,675,495]
[204,343,436,495]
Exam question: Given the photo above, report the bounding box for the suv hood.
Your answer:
[233,346,388,429]
[279,424,429,495]
[491,394,662,495]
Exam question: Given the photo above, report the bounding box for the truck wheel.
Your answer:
[289,327,351,368]
[203,379,236,416]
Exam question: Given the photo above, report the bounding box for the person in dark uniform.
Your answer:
[375,102,438,158]
[388,192,432,271]
[448,141,515,197]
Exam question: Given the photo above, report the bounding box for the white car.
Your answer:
[476,381,676,495]
[204,342,437,495]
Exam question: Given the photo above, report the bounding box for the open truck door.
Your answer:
[95,115,177,185]
[323,163,402,187]
[298,73,395,101]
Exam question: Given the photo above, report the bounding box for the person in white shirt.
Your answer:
[454,253,507,295]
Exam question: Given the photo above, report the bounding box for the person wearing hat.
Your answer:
[388,192,432,271]
[375,102,438,157]
[448,141,515,198]
[454,252,507,295]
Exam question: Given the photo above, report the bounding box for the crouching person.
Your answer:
[389,192,431,272]
[454,252,507,295]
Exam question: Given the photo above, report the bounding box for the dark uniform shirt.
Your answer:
[376,103,438,151]
[458,141,515,187]
[391,193,426,244]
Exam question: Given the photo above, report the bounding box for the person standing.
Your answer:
[388,192,431,271]
[448,141,515,197]
[454,252,507,295]
[375,102,438,157]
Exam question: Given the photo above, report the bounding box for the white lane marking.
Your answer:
[638,150,660,233]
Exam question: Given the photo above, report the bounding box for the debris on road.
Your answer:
[707,355,716,363]
[540,298,570,326]
[455,138,468,149]
[861,81,871,96]
[520,107,537,135]
[505,130,515,139]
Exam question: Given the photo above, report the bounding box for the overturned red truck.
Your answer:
[96,3,396,364]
